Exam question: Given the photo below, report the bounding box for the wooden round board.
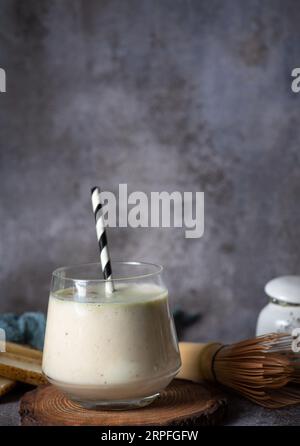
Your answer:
[19,380,227,426]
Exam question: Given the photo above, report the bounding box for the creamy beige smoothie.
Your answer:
[42,282,181,404]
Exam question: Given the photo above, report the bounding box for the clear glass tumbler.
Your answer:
[42,261,181,409]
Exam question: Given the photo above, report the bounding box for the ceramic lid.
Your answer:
[265,275,300,304]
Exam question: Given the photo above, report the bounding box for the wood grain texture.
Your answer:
[19,380,227,426]
[0,343,43,397]
[0,353,46,386]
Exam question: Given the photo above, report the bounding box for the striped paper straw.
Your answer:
[91,187,114,294]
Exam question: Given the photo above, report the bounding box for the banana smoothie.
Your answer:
[42,281,181,405]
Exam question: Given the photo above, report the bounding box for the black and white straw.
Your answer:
[91,186,114,294]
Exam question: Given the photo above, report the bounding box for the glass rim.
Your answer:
[52,261,163,283]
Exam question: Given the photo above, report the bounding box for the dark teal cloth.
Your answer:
[0,312,46,350]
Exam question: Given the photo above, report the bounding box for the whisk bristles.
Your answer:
[213,333,300,408]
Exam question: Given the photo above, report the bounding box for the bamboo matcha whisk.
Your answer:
[178,333,300,408]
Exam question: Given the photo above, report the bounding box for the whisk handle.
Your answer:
[177,342,223,383]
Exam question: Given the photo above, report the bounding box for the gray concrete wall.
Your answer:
[1,0,300,343]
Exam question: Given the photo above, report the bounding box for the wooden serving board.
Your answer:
[19,380,227,426]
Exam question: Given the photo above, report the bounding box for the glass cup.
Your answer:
[42,261,181,409]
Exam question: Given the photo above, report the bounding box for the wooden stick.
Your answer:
[0,343,44,394]
[0,352,46,386]
[5,342,43,360]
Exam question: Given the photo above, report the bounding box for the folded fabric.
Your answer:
[0,312,46,350]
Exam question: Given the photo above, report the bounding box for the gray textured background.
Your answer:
[1,0,300,343]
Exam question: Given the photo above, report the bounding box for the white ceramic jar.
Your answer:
[256,276,300,336]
